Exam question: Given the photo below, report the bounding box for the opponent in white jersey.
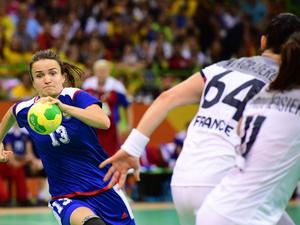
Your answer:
[100,13,300,225]
[197,31,300,225]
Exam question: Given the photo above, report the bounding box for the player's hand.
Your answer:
[99,149,140,189]
[37,96,68,112]
[0,143,13,163]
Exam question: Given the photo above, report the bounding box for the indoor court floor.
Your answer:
[0,202,300,225]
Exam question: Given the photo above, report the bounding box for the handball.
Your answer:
[28,101,62,134]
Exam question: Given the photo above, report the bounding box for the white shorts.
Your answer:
[196,197,295,225]
[196,202,236,225]
[171,186,214,225]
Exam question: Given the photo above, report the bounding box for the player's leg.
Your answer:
[196,202,235,225]
[70,207,105,225]
[277,211,295,225]
[171,186,213,225]
[12,166,28,204]
[87,186,135,225]
[49,198,106,225]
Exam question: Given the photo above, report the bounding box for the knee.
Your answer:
[83,215,106,225]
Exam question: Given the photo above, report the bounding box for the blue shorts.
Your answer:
[49,187,135,225]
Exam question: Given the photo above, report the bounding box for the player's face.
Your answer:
[94,65,110,84]
[31,59,65,97]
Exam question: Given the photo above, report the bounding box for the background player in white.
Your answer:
[100,13,300,225]
[197,31,300,225]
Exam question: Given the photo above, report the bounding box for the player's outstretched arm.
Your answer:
[100,73,205,188]
[0,106,16,162]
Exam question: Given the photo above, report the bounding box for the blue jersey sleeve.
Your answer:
[73,90,102,109]
[117,92,130,108]
[3,133,11,145]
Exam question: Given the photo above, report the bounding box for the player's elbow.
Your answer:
[156,90,177,109]
[93,115,110,129]
[100,117,111,130]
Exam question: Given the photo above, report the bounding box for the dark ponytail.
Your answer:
[269,32,300,91]
[29,49,83,87]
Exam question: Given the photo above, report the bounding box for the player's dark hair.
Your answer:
[29,49,83,87]
[264,13,300,54]
[269,32,300,91]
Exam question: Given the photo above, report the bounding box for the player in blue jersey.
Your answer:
[0,49,135,225]
[100,13,300,225]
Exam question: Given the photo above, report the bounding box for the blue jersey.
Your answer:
[4,127,30,157]
[13,87,111,198]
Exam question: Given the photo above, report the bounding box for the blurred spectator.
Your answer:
[0,24,5,62]
[122,42,139,66]
[64,43,86,72]
[0,0,292,101]
[3,35,31,64]
[0,80,8,99]
[9,71,36,100]
[135,38,152,65]
[168,37,190,70]
[149,32,172,61]
[160,73,179,92]
[242,0,268,26]
[15,3,42,40]
[204,38,224,66]
[82,59,133,156]
[37,20,55,50]
[82,37,108,68]
[134,70,160,105]
[13,18,34,52]
[0,4,15,41]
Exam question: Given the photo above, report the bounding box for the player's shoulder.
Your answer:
[219,56,278,80]
[105,77,126,94]
[202,56,278,83]
[60,87,82,100]
[81,76,98,90]
[14,97,35,116]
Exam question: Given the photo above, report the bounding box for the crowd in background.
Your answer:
[1,0,300,206]
[0,0,299,102]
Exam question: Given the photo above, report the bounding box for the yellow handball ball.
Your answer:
[27,101,62,135]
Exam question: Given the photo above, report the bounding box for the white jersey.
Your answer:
[204,88,300,225]
[171,56,278,187]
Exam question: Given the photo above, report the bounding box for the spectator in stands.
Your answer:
[9,71,36,100]
[133,70,160,105]
[168,38,190,70]
[0,4,15,41]
[13,18,34,53]
[3,35,31,64]
[0,24,5,61]
[82,59,133,156]
[37,20,55,50]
